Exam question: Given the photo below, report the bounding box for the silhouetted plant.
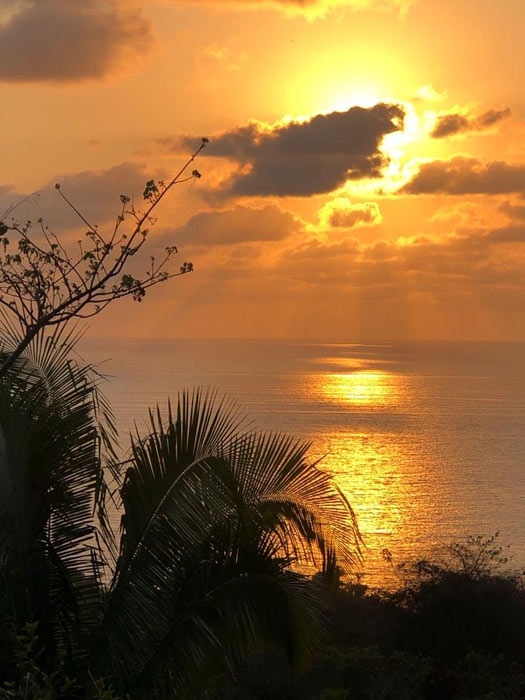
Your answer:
[210,537,525,700]
[389,532,512,588]
[0,139,208,376]
[0,333,360,698]
[455,650,525,700]
[0,621,70,699]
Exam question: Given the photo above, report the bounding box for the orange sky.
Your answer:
[1,0,525,340]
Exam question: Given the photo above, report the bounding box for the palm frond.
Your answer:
[116,389,245,573]
[94,390,360,694]
[0,327,111,678]
[223,430,362,569]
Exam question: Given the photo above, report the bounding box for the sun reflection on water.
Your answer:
[305,365,439,587]
[78,339,525,591]
[310,428,439,588]
[322,370,399,407]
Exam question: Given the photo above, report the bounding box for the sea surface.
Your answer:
[78,337,525,587]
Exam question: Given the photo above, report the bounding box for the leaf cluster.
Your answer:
[0,333,360,698]
[0,138,208,376]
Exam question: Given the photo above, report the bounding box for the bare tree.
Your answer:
[0,138,209,376]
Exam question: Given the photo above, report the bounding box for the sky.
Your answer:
[1,0,525,340]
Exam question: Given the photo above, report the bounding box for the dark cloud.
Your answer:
[168,205,298,247]
[0,162,162,229]
[484,226,525,244]
[475,108,512,128]
[499,201,525,220]
[402,157,525,195]
[0,0,152,82]
[431,114,470,139]
[320,199,382,227]
[175,103,404,197]
[328,205,379,227]
[431,107,511,138]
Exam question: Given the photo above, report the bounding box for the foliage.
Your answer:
[93,392,360,695]
[311,646,432,700]
[0,328,112,686]
[0,139,208,376]
[208,535,525,700]
[2,328,524,699]
[0,622,75,700]
[455,650,525,700]
[393,532,512,586]
[0,334,360,698]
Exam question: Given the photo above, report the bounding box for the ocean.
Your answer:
[78,337,525,587]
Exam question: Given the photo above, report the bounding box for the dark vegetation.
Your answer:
[0,336,360,698]
[0,139,208,376]
[0,152,524,698]
[210,534,525,700]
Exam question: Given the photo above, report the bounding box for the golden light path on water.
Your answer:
[321,369,398,407]
[79,338,525,591]
[304,360,441,587]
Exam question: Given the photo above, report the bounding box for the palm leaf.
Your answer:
[94,390,360,695]
[0,327,112,680]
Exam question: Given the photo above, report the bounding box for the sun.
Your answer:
[284,71,425,195]
[320,96,423,195]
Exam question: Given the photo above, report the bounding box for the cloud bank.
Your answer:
[278,225,525,293]
[170,217,525,340]
[431,107,511,139]
[0,162,162,228]
[500,201,525,221]
[0,0,152,82]
[402,157,525,195]
[170,205,299,246]
[318,198,382,228]
[175,103,404,197]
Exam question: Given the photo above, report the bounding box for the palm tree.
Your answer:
[0,335,360,698]
[0,329,114,687]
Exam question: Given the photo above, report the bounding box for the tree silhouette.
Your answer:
[0,334,360,697]
[0,138,208,376]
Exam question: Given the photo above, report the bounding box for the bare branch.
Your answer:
[0,140,208,375]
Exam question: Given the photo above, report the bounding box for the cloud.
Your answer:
[168,205,299,246]
[170,0,414,18]
[402,157,525,195]
[318,198,382,228]
[275,224,525,296]
[483,226,525,244]
[0,0,152,82]
[499,201,525,221]
[287,237,360,259]
[0,162,163,229]
[429,202,480,224]
[105,214,525,340]
[200,43,246,72]
[413,84,447,103]
[0,185,15,200]
[174,103,404,197]
[431,107,511,138]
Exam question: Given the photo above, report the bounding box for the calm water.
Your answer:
[78,338,525,587]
